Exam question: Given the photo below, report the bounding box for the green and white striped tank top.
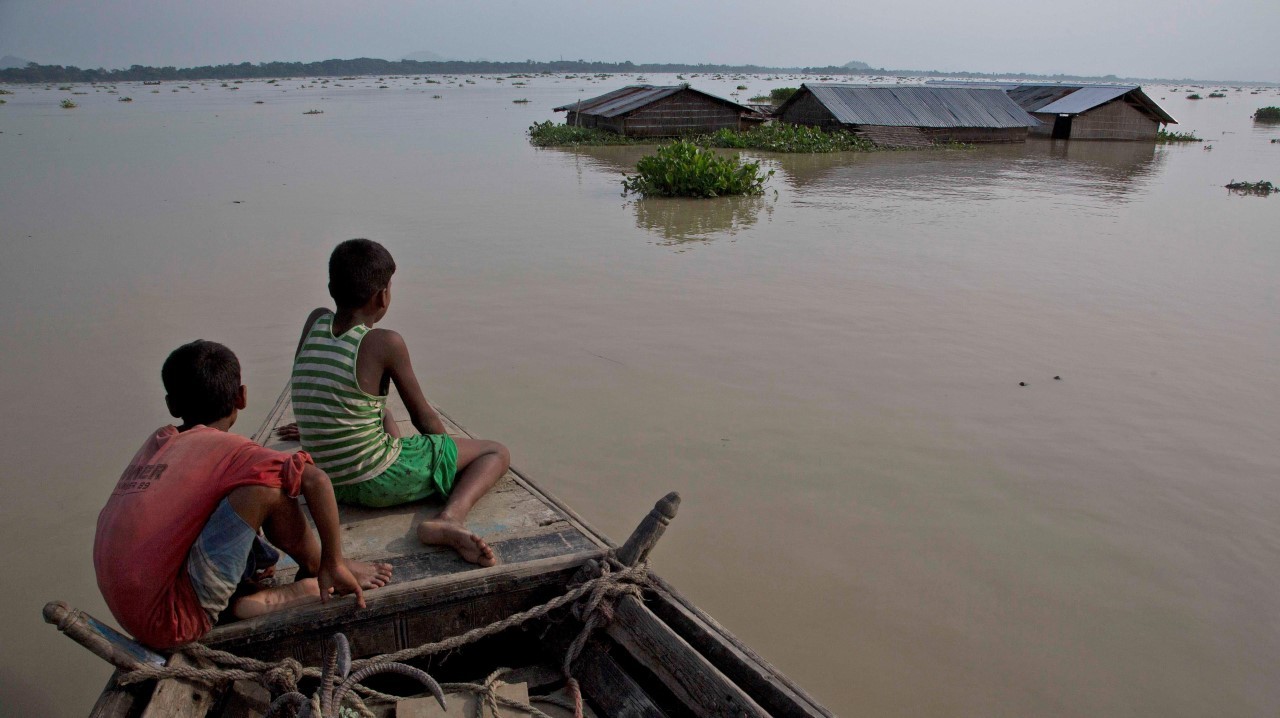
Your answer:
[291,313,400,486]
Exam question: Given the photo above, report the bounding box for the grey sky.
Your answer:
[1,0,1276,81]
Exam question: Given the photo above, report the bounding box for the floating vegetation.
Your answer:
[527,120,643,147]
[512,98,530,103]
[59,99,77,108]
[0,89,12,95]
[736,84,748,90]
[704,122,875,153]
[303,109,323,114]
[118,96,133,102]
[432,94,442,99]
[769,87,798,104]
[748,94,771,103]
[254,100,264,104]
[622,141,772,198]
[1224,180,1274,196]
[1253,106,1280,122]
[1156,128,1202,143]
[58,85,73,90]
[1206,92,1226,98]
[1187,93,1202,100]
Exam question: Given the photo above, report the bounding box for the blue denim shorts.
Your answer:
[186,498,280,622]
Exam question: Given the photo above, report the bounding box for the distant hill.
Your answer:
[843,61,872,71]
[402,50,445,62]
[0,55,31,69]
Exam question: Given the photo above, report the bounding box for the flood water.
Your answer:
[1,73,1278,717]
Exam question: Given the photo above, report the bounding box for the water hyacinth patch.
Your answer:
[1156,128,1202,143]
[1224,180,1275,196]
[1253,107,1280,122]
[704,123,875,153]
[621,141,772,198]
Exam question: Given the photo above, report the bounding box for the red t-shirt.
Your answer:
[93,426,310,648]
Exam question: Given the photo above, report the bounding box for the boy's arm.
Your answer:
[299,464,365,607]
[373,329,448,436]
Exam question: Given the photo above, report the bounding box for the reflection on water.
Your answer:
[774,139,1163,203]
[537,145,775,246]
[631,195,773,245]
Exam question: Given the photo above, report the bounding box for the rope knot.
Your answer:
[264,658,304,695]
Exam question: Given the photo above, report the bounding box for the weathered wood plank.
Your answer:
[139,653,216,718]
[646,576,835,718]
[204,550,602,650]
[216,680,271,718]
[605,596,768,718]
[88,672,147,718]
[574,640,669,718]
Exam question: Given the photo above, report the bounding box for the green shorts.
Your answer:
[332,433,458,508]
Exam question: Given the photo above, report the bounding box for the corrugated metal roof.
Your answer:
[925,81,1176,123]
[553,85,750,118]
[1035,85,1136,114]
[1007,85,1080,112]
[801,84,1040,128]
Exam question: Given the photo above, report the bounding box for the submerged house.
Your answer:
[553,85,757,137]
[773,84,1040,146]
[927,82,1177,140]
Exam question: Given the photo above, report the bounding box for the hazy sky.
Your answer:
[1,0,1276,81]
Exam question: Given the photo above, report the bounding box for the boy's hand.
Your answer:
[275,422,300,441]
[318,559,366,609]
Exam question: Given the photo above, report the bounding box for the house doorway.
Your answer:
[1051,114,1073,140]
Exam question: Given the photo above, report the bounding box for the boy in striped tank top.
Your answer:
[285,239,508,567]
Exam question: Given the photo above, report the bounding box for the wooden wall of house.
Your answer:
[920,126,1030,143]
[777,91,842,130]
[621,93,742,137]
[1068,99,1160,140]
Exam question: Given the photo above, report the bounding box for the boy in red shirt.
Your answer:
[93,340,393,649]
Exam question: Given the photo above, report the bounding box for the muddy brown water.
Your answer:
[1,75,1278,717]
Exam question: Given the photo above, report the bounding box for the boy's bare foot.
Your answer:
[231,578,322,619]
[348,559,394,589]
[416,519,497,567]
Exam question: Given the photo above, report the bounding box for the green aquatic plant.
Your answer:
[59,99,77,108]
[1207,92,1226,98]
[736,84,748,90]
[512,98,530,103]
[770,87,798,103]
[703,123,875,153]
[527,120,641,147]
[1156,128,1202,143]
[303,109,323,114]
[1187,93,1202,100]
[748,94,771,103]
[621,141,772,198]
[118,96,133,102]
[0,89,12,95]
[1224,180,1274,196]
[1252,106,1280,122]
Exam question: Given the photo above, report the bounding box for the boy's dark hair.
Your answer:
[329,238,397,309]
[161,340,241,425]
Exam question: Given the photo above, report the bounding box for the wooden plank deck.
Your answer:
[202,383,612,653]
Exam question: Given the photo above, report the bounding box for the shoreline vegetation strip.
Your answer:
[527,121,966,153]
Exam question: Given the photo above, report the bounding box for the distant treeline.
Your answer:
[0,57,1237,85]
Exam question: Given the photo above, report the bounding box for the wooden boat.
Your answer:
[46,381,832,717]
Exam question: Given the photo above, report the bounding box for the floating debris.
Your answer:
[59,99,77,109]
[303,109,323,115]
[512,98,530,103]
[118,96,133,102]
